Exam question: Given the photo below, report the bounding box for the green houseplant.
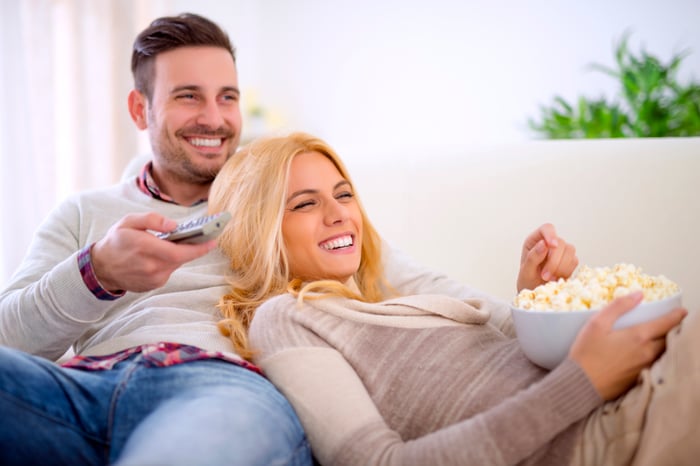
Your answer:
[529,32,700,138]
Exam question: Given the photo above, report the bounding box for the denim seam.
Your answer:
[106,355,142,461]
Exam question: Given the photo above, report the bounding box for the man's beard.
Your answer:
[149,124,236,185]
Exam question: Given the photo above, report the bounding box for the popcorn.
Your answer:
[513,263,680,311]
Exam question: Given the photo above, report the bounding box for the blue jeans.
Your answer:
[0,346,312,465]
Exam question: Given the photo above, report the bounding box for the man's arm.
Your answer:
[0,199,112,359]
[0,197,216,360]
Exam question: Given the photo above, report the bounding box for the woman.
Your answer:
[208,133,693,466]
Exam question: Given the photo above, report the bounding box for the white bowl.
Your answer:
[511,292,682,370]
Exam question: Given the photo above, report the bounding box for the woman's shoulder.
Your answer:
[249,294,295,354]
[249,293,331,359]
[251,292,332,333]
[250,294,291,329]
[256,293,298,316]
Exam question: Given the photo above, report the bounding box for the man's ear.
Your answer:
[128,89,148,130]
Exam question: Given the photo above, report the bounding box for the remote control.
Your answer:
[156,212,231,244]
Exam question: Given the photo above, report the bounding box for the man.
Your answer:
[0,11,576,466]
[0,13,311,466]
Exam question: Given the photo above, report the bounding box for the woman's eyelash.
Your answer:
[293,200,316,210]
[291,192,353,210]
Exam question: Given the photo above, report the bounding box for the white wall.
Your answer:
[173,0,700,158]
[2,0,699,284]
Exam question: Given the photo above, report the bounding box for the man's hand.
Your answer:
[91,212,218,292]
[516,223,578,292]
[570,291,687,400]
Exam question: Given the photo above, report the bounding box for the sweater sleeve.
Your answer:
[0,198,115,359]
[250,296,601,466]
[381,241,515,337]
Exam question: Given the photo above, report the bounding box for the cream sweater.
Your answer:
[0,178,236,361]
[249,293,602,466]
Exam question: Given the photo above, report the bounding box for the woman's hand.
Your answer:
[569,291,687,400]
[516,223,578,292]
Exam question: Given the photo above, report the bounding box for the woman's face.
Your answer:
[282,151,363,282]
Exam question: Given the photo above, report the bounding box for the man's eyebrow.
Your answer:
[170,85,240,96]
[222,86,240,96]
[171,85,201,94]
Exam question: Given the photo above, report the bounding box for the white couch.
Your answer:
[124,137,698,311]
[346,137,699,311]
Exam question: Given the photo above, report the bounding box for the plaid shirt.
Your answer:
[62,342,262,374]
[137,161,206,206]
[69,163,258,373]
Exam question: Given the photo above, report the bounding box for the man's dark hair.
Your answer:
[131,13,236,101]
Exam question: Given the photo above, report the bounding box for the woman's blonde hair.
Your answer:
[209,132,391,359]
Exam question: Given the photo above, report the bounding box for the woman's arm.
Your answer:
[250,296,602,466]
[259,342,599,465]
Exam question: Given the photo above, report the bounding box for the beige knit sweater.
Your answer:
[249,293,602,466]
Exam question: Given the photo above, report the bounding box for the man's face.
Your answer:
[143,46,242,186]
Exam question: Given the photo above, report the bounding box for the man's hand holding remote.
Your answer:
[91,212,219,293]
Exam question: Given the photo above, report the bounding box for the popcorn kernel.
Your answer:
[513,264,680,311]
